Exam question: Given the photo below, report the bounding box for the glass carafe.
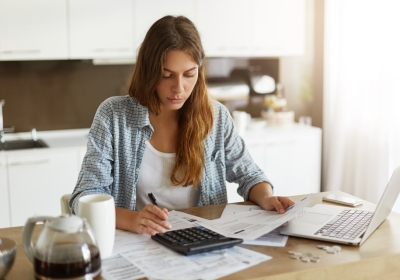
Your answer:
[23,215,101,280]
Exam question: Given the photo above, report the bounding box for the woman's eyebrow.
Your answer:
[163,66,197,73]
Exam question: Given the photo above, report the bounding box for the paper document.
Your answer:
[167,210,209,230]
[198,194,311,240]
[102,254,145,280]
[242,227,288,246]
[221,204,288,246]
[102,229,271,280]
[220,204,263,217]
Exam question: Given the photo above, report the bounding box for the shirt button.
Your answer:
[133,195,136,200]
[136,168,140,172]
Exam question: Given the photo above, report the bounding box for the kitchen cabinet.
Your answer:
[0,155,10,228]
[227,124,321,203]
[135,0,305,58]
[0,129,89,227]
[7,149,79,226]
[134,0,195,53]
[68,0,135,59]
[195,0,251,57]
[0,0,305,61]
[195,0,305,57]
[250,0,305,56]
[0,0,68,60]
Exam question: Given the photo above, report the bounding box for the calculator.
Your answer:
[151,226,243,256]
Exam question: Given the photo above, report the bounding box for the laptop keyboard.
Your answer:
[151,226,243,256]
[314,209,373,240]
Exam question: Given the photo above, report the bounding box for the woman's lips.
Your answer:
[168,98,183,104]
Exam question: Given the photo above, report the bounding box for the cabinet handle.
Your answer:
[1,50,41,54]
[91,48,130,53]
[8,159,50,166]
[267,140,296,146]
[248,140,296,148]
[247,143,265,148]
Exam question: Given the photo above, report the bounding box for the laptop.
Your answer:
[280,166,400,246]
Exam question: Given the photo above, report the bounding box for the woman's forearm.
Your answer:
[248,182,274,206]
[115,206,139,232]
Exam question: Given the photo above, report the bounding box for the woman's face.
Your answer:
[156,50,199,112]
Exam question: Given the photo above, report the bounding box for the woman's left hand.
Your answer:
[260,195,295,214]
[248,182,295,213]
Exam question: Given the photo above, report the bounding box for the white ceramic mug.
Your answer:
[232,111,251,136]
[299,115,312,126]
[78,194,115,259]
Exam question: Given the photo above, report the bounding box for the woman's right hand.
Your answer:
[134,204,171,235]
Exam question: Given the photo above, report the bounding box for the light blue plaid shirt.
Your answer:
[69,96,270,213]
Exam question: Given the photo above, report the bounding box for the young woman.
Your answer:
[69,15,294,236]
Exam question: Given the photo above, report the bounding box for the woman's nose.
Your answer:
[172,76,184,93]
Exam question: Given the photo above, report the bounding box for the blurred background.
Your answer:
[1,0,399,214]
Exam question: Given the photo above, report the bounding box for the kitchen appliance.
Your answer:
[22,215,101,280]
[207,79,250,101]
[206,59,279,117]
[207,78,250,113]
[230,66,276,96]
[229,67,277,117]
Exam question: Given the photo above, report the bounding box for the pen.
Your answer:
[148,192,158,206]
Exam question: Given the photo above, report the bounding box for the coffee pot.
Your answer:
[22,215,101,280]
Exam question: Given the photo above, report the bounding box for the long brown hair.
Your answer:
[129,15,213,187]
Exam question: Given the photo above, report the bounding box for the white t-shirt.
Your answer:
[135,141,199,211]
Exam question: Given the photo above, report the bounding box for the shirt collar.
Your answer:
[129,97,152,129]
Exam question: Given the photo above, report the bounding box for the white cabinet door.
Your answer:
[229,125,322,203]
[195,0,251,57]
[7,150,78,226]
[261,126,321,196]
[0,155,10,228]
[134,0,195,53]
[0,0,68,60]
[68,0,135,59]
[249,125,322,196]
[226,182,243,203]
[251,0,305,56]
[195,0,305,57]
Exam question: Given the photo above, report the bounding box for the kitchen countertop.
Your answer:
[1,123,321,154]
[1,128,90,152]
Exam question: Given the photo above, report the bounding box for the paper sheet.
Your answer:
[220,204,263,217]
[102,229,271,280]
[221,204,288,246]
[198,194,311,240]
[102,254,145,280]
[242,227,288,246]
[166,210,209,230]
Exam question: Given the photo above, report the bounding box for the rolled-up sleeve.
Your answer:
[220,105,272,201]
[69,101,114,214]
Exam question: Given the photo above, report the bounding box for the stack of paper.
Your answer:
[101,195,310,280]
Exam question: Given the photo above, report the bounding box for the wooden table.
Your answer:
[2,191,400,279]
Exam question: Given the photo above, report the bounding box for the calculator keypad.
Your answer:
[151,226,243,255]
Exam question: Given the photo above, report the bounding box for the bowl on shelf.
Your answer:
[0,237,17,279]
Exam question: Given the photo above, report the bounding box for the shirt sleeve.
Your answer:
[69,100,115,214]
[221,106,273,201]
